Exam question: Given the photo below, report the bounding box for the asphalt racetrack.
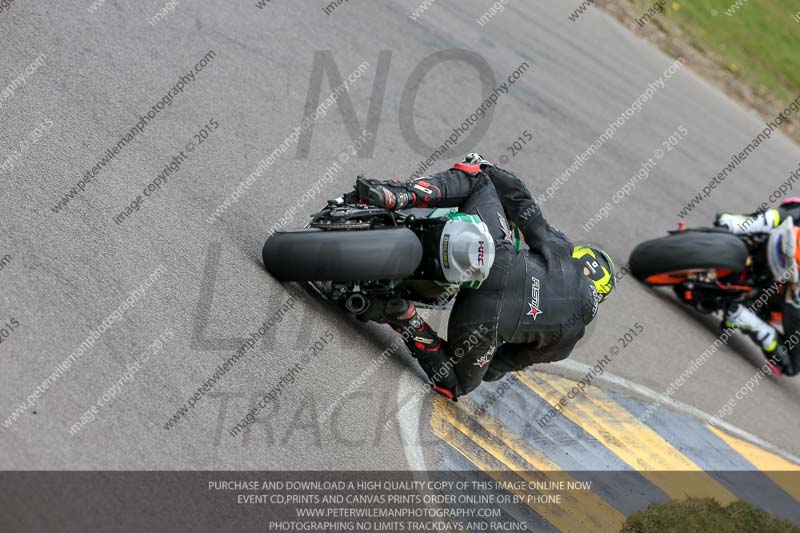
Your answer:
[1,0,799,482]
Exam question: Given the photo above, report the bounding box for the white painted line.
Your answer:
[396,371,428,471]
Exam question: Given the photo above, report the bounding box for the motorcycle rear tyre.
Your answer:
[262,228,423,282]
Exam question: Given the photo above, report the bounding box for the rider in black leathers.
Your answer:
[354,155,615,400]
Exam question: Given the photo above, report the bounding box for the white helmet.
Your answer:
[439,213,495,288]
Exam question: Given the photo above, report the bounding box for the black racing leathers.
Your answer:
[381,163,598,395]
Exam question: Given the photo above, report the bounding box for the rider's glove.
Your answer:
[463,153,493,168]
[714,213,742,233]
[353,176,415,210]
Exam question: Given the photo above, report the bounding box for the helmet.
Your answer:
[572,245,615,303]
[438,213,496,288]
[766,217,799,284]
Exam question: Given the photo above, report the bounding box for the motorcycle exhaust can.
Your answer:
[344,293,370,314]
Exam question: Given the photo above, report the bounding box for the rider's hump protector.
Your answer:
[439,213,495,288]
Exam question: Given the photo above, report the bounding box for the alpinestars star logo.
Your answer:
[498,213,513,243]
[527,277,543,319]
[473,343,496,367]
[475,353,491,367]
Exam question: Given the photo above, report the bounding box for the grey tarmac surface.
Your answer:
[0,0,798,471]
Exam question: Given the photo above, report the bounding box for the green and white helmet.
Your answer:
[439,213,496,288]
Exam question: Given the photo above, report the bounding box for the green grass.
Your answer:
[621,498,800,533]
[628,0,800,103]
